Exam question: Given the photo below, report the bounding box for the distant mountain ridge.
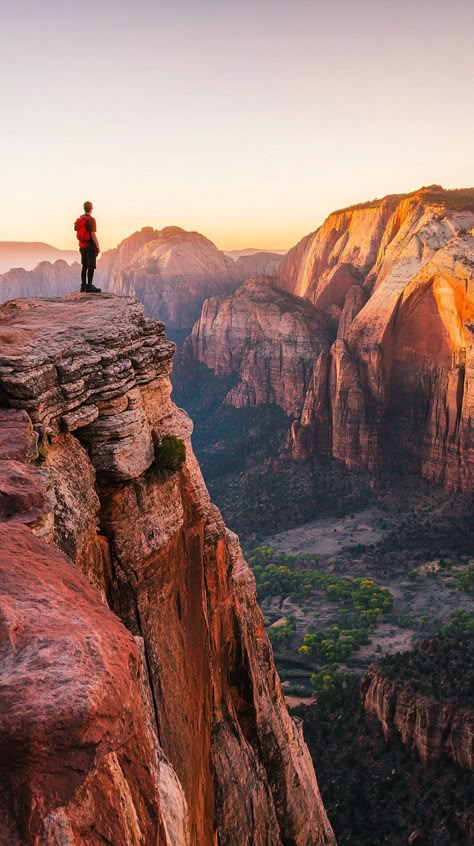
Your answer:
[0,242,78,273]
[98,226,241,329]
[224,248,288,259]
[0,228,280,325]
[0,260,79,301]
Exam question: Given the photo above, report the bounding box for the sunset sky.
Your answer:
[2,0,473,251]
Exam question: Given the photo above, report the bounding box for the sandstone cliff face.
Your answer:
[183,277,332,417]
[361,663,474,770]
[177,189,473,490]
[0,294,334,845]
[99,226,241,330]
[0,259,79,302]
[283,188,474,491]
[278,195,403,310]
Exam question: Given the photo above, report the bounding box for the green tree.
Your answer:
[155,435,186,471]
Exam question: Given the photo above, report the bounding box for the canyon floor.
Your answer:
[256,483,474,846]
[254,479,474,694]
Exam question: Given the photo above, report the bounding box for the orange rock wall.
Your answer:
[284,190,474,491]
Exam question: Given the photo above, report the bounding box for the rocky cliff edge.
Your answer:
[0,293,334,845]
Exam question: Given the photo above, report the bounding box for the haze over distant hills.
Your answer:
[224,248,288,259]
[0,232,284,325]
[0,240,285,276]
[0,242,78,273]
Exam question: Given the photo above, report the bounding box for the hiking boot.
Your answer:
[85,284,101,293]
[80,284,87,292]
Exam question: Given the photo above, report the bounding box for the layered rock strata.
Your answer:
[284,189,474,491]
[278,194,404,311]
[183,277,332,417]
[0,293,334,845]
[361,661,474,770]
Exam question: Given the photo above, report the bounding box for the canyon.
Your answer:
[0,188,473,846]
[0,294,334,845]
[182,277,331,417]
[187,187,474,493]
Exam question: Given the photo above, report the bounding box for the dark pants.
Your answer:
[80,246,97,287]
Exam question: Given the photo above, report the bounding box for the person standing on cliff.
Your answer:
[74,201,101,293]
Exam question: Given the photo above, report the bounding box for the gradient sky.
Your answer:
[1,0,473,251]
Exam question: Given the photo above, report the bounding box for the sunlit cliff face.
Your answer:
[186,189,474,492]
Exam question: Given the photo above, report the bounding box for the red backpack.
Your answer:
[74,215,91,244]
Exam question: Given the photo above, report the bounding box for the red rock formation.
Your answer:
[283,188,474,492]
[184,276,332,417]
[0,524,165,846]
[176,189,473,491]
[99,226,241,329]
[343,225,474,488]
[278,194,403,306]
[0,293,334,845]
[287,350,331,459]
[361,663,474,770]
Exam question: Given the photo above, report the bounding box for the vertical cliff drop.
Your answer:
[0,294,334,845]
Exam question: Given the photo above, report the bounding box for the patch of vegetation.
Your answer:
[454,565,474,594]
[210,455,374,542]
[332,192,407,215]
[300,625,371,663]
[310,664,357,696]
[154,435,186,472]
[439,610,474,639]
[366,492,474,576]
[268,616,296,648]
[248,546,393,675]
[249,548,392,619]
[423,186,474,213]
